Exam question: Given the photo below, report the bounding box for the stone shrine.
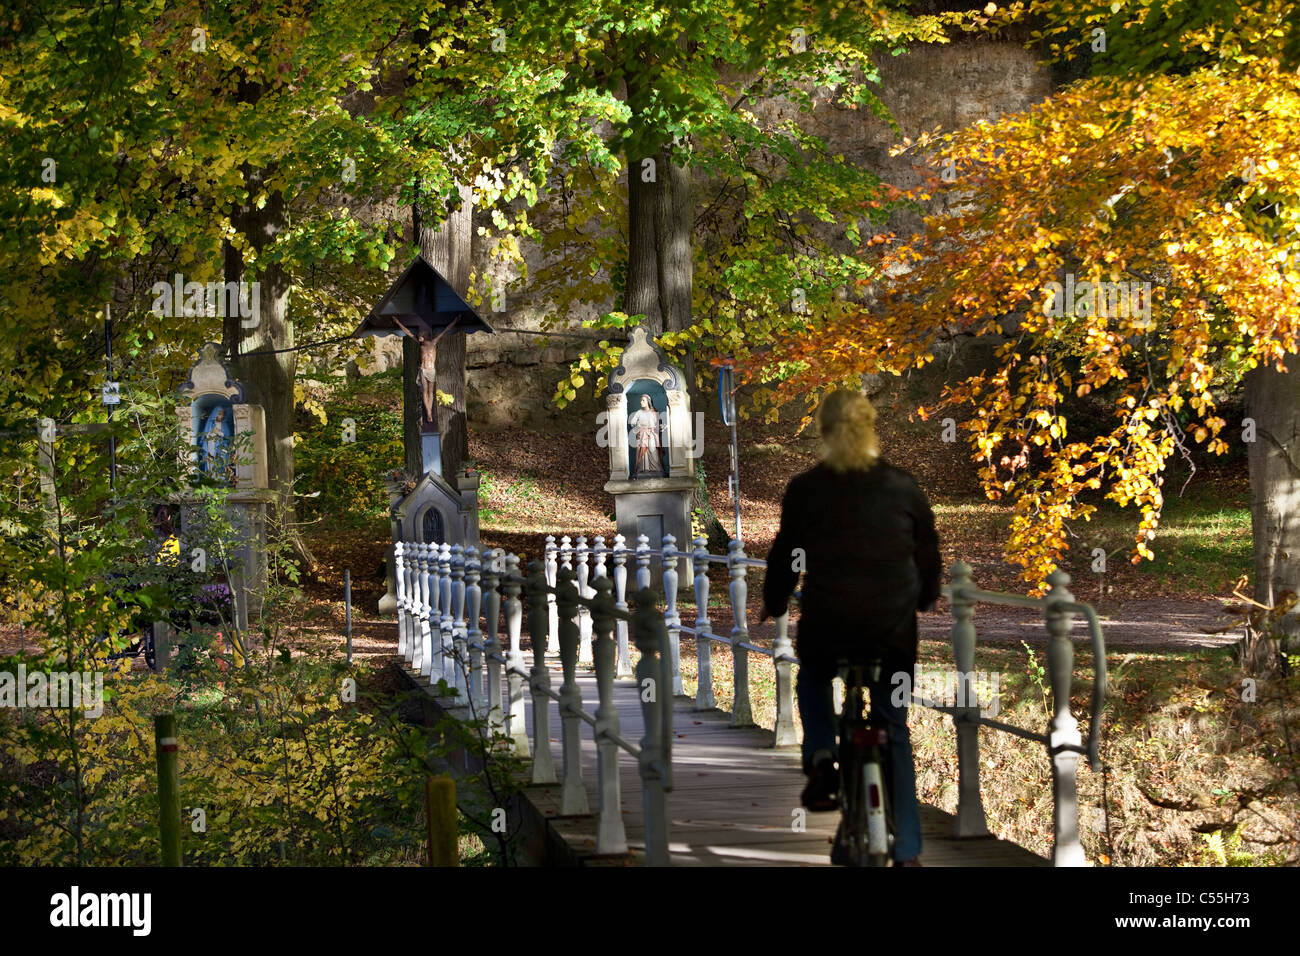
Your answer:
[175,342,272,627]
[602,327,696,570]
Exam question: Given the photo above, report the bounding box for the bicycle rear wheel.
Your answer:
[864,753,890,866]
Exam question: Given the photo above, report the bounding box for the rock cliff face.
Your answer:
[360,37,1053,427]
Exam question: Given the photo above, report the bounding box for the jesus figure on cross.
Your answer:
[393,316,460,432]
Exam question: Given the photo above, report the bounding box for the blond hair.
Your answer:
[818,389,880,472]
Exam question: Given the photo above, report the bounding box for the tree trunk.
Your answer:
[655,150,693,334]
[1243,360,1300,672]
[625,154,663,333]
[224,170,312,566]
[415,182,474,479]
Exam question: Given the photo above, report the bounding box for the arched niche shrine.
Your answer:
[603,327,696,573]
[175,342,272,626]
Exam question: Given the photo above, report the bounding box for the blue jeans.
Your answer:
[797,655,923,862]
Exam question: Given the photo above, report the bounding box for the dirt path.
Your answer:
[917,598,1242,650]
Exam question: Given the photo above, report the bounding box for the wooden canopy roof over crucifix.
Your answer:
[352,254,495,338]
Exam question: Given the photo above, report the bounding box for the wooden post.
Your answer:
[1044,569,1084,866]
[576,535,593,665]
[154,713,182,867]
[555,566,590,815]
[693,536,715,711]
[482,549,505,736]
[425,776,458,867]
[591,577,628,854]
[612,534,633,678]
[152,621,171,674]
[632,587,670,865]
[949,561,991,837]
[727,539,754,727]
[544,534,560,655]
[772,611,798,746]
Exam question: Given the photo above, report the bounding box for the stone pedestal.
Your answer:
[227,490,273,626]
[605,476,694,576]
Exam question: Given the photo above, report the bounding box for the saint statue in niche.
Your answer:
[200,403,235,481]
[394,316,460,434]
[630,393,663,478]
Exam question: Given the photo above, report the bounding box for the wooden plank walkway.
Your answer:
[413,655,1048,867]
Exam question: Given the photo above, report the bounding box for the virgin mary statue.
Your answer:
[201,404,235,481]
[629,394,663,478]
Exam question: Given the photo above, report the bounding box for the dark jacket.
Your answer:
[762,460,941,665]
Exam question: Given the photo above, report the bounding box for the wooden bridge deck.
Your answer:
[411,654,1048,867]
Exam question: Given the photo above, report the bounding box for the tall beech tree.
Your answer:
[771,0,1300,668]
[492,1,964,409]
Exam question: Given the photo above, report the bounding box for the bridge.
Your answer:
[392,532,1108,867]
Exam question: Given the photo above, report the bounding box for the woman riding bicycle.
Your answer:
[761,389,941,867]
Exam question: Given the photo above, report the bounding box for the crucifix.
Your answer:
[392,315,460,433]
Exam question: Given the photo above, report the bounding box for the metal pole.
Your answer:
[105,304,116,491]
[344,568,353,664]
[154,713,182,866]
[730,420,741,542]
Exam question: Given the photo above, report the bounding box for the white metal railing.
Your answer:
[393,534,1106,867]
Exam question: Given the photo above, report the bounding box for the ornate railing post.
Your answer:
[555,566,590,815]
[544,534,560,654]
[592,534,608,584]
[482,549,505,737]
[693,536,714,711]
[450,544,467,696]
[1045,569,1084,866]
[522,559,555,779]
[415,543,431,677]
[590,577,628,854]
[395,542,408,661]
[631,587,670,866]
[576,535,594,666]
[465,547,484,711]
[661,534,683,697]
[559,534,573,577]
[503,554,532,757]
[949,561,991,837]
[635,533,651,590]
[727,539,754,727]
[405,542,419,671]
[772,611,798,747]
[438,543,453,682]
[612,533,633,678]
[591,534,607,666]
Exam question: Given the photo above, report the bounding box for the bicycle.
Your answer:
[830,656,894,867]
